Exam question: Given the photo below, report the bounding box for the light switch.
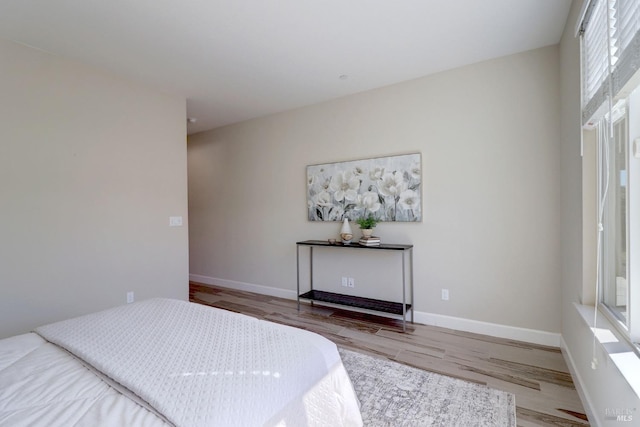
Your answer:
[634,138,640,158]
[169,216,183,227]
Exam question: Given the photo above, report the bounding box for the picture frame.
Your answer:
[306,153,422,222]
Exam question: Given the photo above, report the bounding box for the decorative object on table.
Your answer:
[306,153,422,223]
[356,214,378,238]
[359,236,381,246]
[361,229,374,238]
[328,238,336,245]
[340,218,353,244]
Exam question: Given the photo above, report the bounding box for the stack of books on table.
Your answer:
[359,236,381,246]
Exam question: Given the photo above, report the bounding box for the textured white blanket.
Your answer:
[0,333,169,426]
[36,298,362,427]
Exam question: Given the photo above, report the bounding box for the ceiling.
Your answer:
[0,0,572,134]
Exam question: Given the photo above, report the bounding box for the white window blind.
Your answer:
[582,1,607,105]
[581,0,640,125]
[618,0,640,52]
[615,0,640,95]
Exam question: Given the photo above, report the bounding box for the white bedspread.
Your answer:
[32,298,362,427]
[0,333,169,426]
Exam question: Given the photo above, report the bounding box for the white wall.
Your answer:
[188,45,562,337]
[0,39,189,338]
[559,1,640,424]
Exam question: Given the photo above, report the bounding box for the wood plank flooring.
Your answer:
[189,282,589,427]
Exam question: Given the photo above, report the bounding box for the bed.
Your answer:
[0,298,363,426]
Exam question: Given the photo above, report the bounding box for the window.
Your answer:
[581,0,640,347]
[593,87,640,349]
[599,107,627,324]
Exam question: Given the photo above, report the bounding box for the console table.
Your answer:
[296,240,414,331]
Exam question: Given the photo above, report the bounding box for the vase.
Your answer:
[340,218,352,234]
[340,218,353,244]
[361,228,374,238]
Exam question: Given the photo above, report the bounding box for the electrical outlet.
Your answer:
[348,277,355,288]
[441,289,449,301]
[127,291,135,304]
[341,277,348,287]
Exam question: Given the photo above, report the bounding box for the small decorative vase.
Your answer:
[340,218,353,244]
[361,228,374,238]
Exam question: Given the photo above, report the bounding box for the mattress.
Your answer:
[0,299,362,427]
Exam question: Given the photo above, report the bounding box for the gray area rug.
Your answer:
[339,348,516,427]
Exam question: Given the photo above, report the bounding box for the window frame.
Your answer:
[599,110,627,325]
[581,0,640,349]
[596,89,640,350]
[626,88,640,345]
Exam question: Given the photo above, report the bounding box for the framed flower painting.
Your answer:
[306,153,421,222]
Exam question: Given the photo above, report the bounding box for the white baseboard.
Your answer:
[189,274,297,300]
[560,337,599,427]
[413,311,561,348]
[190,274,561,347]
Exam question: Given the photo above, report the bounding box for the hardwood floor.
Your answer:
[189,282,589,427]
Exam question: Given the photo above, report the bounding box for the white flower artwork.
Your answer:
[306,153,421,222]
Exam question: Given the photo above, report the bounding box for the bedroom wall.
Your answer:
[0,38,189,339]
[188,45,562,339]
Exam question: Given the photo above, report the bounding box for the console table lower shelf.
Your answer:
[298,290,412,321]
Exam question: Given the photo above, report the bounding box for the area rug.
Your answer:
[338,348,516,427]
